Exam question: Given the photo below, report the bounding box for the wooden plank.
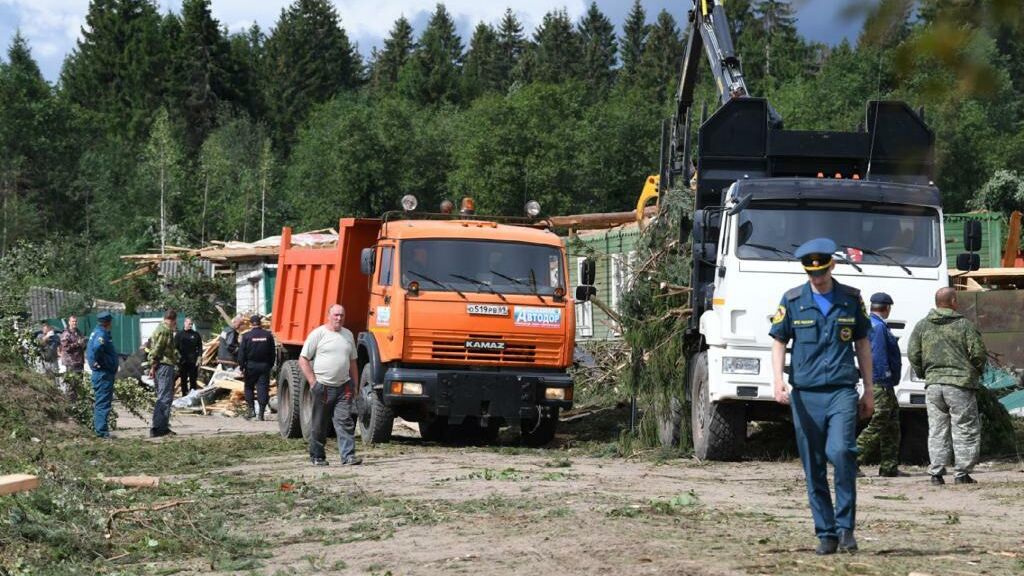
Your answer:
[0,474,40,495]
[102,475,161,488]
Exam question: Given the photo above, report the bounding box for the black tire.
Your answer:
[358,366,393,444]
[690,351,745,461]
[521,409,559,447]
[419,417,447,442]
[658,395,684,448]
[277,360,304,439]
[899,409,929,465]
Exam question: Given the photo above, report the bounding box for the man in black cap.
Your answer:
[238,315,276,420]
[857,292,905,477]
[770,237,874,555]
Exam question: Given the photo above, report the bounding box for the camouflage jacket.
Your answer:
[148,323,180,367]
[908,308,986,389]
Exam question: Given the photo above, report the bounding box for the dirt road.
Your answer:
[117,412,1024,576]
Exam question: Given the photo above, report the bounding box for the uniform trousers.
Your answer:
[926,384,980,478]
[790,385,859,539]
[243,366,271,413]
[91,371,115,437]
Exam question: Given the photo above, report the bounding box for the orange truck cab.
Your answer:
[271,203,576,446]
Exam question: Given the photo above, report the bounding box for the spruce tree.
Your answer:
[177,0,234,154]
[60,0,168,141]
[577,2,617,94]
[372,16,415,92]
[638,10,684,100]
[462,23,501,100]
[399,4,463,105]
[263,0,362,149]
[495,8,526,91]
[530,9,581,84]
[619,0,648,81]
[229,25,267,121]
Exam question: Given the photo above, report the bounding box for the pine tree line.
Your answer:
[0,0,1021,303]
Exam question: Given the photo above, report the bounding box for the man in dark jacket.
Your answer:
[86,311,119,438]
[909,287,987,485]
[857,292,905,477]
[238,315,276,420]
[217,316,243,369]
[174,317,203,396]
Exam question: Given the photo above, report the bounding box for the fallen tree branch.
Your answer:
[106,499,195,535]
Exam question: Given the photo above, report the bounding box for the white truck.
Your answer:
[654,1,955,460]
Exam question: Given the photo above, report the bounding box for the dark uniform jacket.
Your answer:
[869,313,902,387]
[238,327,276,372]
[86,326,119,375]
[769,281,871,389]
[174,328,203,366]
[217,328,240,365]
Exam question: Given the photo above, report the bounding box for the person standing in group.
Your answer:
[148,310,180,438]
[770,238,874,555]
[37,321,60,382]
[299,304,361,466]
[909,287,987,485]
[174,317,203,397]
[217,316,243,369]
[857,292,906,477]
[85,311,119,439]
[59,315,86,400]
[239,315,276,420]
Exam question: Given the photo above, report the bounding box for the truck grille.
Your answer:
[406,331,563,366]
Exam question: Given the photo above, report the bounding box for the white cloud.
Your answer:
[0,0,84,42]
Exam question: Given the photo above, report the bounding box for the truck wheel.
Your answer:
[358,367,393,444]
[899,409,929,465]
[690,352,745,461]
[521,409,559,447]
[277,360,304,439]
[418,418,447,442]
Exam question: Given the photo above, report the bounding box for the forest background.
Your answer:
[0,0,1022,316]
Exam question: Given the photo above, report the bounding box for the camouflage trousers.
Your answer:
[926,384,980,478]
[856,386,900,474]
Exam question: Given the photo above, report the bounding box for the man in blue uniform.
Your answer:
[770,238,875,555]
[85,311,119,438]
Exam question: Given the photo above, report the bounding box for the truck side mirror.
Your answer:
[726,194,751,215]
[963,220,982,252]
[575,285,596,302]
[580,257,596,286]
[956,252,980,272]
[360,248,375,276]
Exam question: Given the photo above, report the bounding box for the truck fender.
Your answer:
[698,310,725,346]
[357,332,384,386]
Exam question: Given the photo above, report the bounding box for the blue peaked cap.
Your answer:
[794,238,837,260]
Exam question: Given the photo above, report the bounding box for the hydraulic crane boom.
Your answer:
[661,0,752,194]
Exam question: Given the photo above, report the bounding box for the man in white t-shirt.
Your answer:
[300,304,361,466]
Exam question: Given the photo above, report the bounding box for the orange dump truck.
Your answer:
[271,204,577,445]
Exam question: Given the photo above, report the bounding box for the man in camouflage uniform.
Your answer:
[148,310,180,438]
[857,293,905,477]
[908,287,986,485]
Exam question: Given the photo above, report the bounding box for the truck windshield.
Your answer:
[401,240,565,295]
[734,202,942,267]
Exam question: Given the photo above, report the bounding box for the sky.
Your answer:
[0,1,867,83]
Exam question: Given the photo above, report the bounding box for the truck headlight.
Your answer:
[390,381,423,395]
[544,387,572,401]
[722,357,760,375]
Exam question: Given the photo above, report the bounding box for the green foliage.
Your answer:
[577,2,618,94]
[399,4,464,105]
[371,17,414,93]
[154,256,234,323]
[969,169,1024,214]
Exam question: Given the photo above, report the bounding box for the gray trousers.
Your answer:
[309,381,356,463]
[151,363,176,434]
[926,384,980,477]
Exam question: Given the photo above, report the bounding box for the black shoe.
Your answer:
[149,429,177,438]
[244,410,255,420]
[879,469,909,477]
[954,474,977,485]
[257,412,265,421]
[838,529,857,552]
[816,537,838,555]
[930,474,945,485]
[341,457,363,466]
[310,457,329,467]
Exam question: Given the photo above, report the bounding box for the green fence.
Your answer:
[945,212,1004,269]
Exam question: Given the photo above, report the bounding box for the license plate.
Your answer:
[467,304,509,316]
